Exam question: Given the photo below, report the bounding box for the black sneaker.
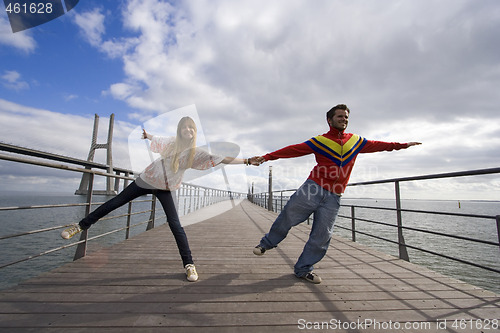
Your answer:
[253,245,266,256]
[300,271,322,284]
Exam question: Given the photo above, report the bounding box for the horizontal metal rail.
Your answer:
[0,202,88,212]
[0,218,154,270]
[335,225,500,274]
[337,212,499,247]
[0,152,133,180]
[0,142,134,175]
[0,142,245,285]
[347,166,500,186]
[250,166,500,278]
[339,204,496,220]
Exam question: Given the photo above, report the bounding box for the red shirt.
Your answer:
[263,127,408,194]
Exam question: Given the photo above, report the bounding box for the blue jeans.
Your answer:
[259,179,341,277]
[79,181,193,267]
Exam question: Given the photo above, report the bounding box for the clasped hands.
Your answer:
[247,156,266,166]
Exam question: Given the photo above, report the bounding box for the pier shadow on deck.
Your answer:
[0,200,498,332]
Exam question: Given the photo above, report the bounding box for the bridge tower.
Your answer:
[75,114,117,195]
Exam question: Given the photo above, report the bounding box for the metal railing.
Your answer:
[250,167,500,276]
[0,142,243,274]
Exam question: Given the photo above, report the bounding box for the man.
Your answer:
[253,104,421,284]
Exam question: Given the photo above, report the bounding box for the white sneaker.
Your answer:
[185,264,198,282]
[61,224,82,240]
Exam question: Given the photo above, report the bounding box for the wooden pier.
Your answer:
[0,200,498,332]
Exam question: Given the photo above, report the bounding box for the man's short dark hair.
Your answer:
[326,104,350,120]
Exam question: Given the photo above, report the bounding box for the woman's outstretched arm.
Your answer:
[221,156,262,166]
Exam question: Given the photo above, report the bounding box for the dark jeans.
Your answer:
[79,181,193,266]
[259,179,341,277]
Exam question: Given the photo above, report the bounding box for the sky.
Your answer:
[1,0,500,201]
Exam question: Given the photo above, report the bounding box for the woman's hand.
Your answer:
[142,129,151,140]
[248,156,265,166]
[221,156,265,165]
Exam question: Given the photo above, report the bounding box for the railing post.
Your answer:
[124,172,130,189]
[395,181,410,261]
[178,187,182,213]
[189,186,193,214]
[201,188,205,209]
[267,166,273,211]
[496,215,500,253]
[126,201,132,239]
[147,194,156,231]
[198,188,201,210]
[74,173,94,260]
[183,195,187,216]
[351,206,356,242]
[106,113,115,195]
[114,171,121,193]
[195,188,198,210]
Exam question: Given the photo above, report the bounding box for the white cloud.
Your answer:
[1,70,29,91]
[0,98,97,156]
[80,1,499,119]
[73,7,140,59]
[73,8,106,48]
[64,94,78,101]
[107,82,139,100]
[0,15,36,52]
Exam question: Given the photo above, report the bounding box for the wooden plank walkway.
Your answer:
[0,200,498,332]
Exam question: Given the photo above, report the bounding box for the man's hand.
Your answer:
[407,142,422,147]
[248,156,266,166]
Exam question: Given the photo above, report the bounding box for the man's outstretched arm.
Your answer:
[361,140,422,153]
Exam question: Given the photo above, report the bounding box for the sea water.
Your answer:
[335,198,500,294]
[0,191,166,290]
[1,192,499,294]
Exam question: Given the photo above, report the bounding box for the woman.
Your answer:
[61,116,258,282]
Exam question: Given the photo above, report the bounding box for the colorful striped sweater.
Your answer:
[263,127,409,194]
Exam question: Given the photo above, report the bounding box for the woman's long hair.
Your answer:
[169,116,197,173]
